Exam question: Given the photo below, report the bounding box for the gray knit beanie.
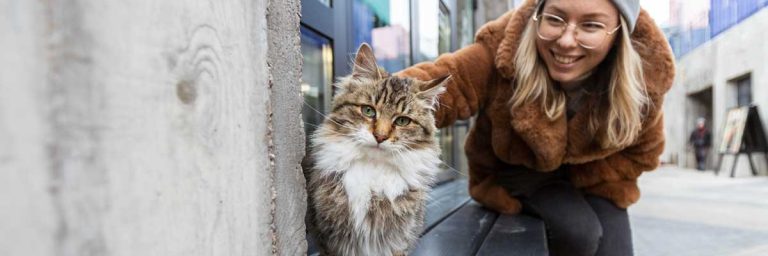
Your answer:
[536,0,640,32]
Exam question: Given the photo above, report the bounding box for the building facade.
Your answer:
[300,0,514,181]
[662,2,768,176]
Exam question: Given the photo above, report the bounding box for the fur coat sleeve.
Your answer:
[396,12,524,214]
[397,11,511,128]
[568,96,667,208]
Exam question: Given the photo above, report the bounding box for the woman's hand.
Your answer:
[469,177,522,215]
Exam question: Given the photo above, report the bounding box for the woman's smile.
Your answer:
[552,52,582,64]
[551,50,584,67]
[546,48,589,82]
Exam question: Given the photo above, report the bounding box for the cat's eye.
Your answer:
[361,105,376,118]
[394,117,411,126]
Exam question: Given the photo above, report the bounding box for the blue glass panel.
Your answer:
[352,0,412,72]
[300,26,334,139]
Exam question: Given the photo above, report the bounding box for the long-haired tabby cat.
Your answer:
[307,43,449,256]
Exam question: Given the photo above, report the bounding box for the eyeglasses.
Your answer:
[532,12,621,49]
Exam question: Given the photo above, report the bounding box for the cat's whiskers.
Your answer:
[400,142,468,178]
[438,162,468,178]
[314,125,369,148]
[304,122,349,137]
[302,101,358,131]
[390,146,411,160]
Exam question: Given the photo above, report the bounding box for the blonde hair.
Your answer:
[510,16,648,149]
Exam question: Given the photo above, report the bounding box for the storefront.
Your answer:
[300,0,476,180]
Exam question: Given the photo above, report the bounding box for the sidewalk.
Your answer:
[631,166,768,256]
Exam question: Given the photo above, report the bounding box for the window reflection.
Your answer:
[457,0,474,48]
[318,0,331,7]
[414,0,458,177]
[300,27,334,140]
[417,0,439,61]
[416,0,451,58]
[438,3,451,55]
[352,0,411,72]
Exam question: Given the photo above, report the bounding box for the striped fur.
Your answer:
[307,44,448,256]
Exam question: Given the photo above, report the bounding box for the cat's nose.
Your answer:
[374,134,389,144]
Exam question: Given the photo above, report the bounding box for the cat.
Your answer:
[306,43,450,256]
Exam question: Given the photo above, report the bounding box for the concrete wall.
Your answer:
[0,0,306,255]
[663,8,768,176]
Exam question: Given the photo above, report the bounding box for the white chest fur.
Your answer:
[342,160,410,228]
[313,137,441,230]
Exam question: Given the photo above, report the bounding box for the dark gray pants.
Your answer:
[694,147,708,170]
[521,181,633,256]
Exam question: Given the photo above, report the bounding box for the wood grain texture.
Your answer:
[49,1,272,255]
[0,1,57,255]
[0,0,303,255]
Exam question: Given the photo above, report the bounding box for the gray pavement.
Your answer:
[631,166,768,256]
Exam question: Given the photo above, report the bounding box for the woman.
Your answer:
[398,0,674,255]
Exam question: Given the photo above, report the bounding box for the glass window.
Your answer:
[415,0,458,177]
[352,0,412,72]
[736,76,752,106]
[438,2,451,54]
[437,126,454,169]
[456,0,474,48]
[318,0,331,7]
[415,0,451,59]
[416,0,439,61]
[300,26,334,140]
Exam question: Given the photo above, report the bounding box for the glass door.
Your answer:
[300,0,351,141]
[300,1,347,252]
[300,27,334,140]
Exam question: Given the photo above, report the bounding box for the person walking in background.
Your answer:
[689,117,712,171]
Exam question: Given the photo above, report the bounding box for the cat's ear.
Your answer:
[352,43,384,80]
[417,75,451,109]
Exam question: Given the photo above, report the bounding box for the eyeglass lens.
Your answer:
[536,14,610,48]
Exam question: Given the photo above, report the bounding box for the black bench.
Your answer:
[308,179,548,255]
[411,179,548,256]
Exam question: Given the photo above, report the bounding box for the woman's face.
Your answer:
[535,0,620,87]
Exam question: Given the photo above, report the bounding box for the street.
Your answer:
[632,166,768,256]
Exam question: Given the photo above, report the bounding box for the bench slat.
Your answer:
[410,201,498,256]
[424,179,471,233]
[307,179,470,256]
[475,214,549,256]
[308,179,549,256]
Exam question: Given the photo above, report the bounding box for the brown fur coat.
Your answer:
[398,0,674,214]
